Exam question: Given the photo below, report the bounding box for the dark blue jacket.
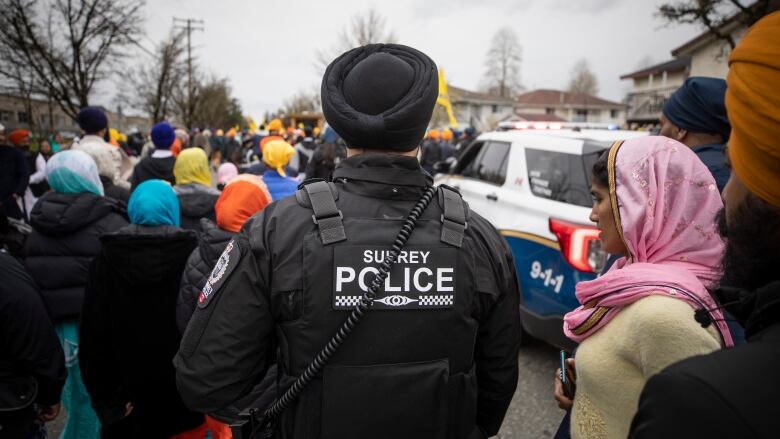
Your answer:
[692,143,730,193]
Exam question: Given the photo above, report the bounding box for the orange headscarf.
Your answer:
[215,180,271,233]
[726,11,780,206]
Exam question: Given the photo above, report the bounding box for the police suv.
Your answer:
[434,124,648,349]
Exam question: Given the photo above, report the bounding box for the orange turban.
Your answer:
[441,129,453,141]
[726,11,780,206]
[427,129,440,140]
[8,129,30,146]
[215,180,271,233]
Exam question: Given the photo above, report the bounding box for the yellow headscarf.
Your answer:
[726,11,780,206]
[174,148,212,186]
[262,139,295,177]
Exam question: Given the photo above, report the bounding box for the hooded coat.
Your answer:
[23,192,128,322]
[174,184,220,233]
[129,156,176,191]
[79,224,203,438]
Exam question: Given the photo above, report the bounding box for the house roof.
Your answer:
[448,85,515,105]
[619,57,691,80]
[514,113,566,122]
[516,89,623,108]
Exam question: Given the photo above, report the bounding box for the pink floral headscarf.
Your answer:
[563,136,734,347]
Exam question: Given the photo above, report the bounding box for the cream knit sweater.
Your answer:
[570,295,721,439]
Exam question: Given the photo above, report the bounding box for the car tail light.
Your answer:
[549,218,607,273]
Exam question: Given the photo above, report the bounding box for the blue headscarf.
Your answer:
[128,180,180,226]
[662,77,731,141]
[46,149,104,196]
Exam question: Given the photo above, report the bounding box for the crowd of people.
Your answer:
[0,11,778,439]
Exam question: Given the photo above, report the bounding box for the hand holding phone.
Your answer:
[554,351,576,410]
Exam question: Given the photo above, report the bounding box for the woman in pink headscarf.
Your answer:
[552,136,734,439]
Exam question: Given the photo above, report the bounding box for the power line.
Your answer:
[173,18,204,129]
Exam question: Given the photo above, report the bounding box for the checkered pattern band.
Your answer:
[335,296,362,307]
[419,295,454,306]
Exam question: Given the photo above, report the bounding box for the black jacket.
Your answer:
[0,144,29,220]
[630,281,780,438]
[175,154,521,439]
[174,184,220,234]
[177,218,234,333]
[304,144,346,180]
[0,251,66,434]
[23,192,128,323]
[129,155,176,192]
[79,225,203,438]
[100,175,130,206]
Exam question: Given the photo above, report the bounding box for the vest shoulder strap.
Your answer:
[438,184,468,248]
[295,180,346,245]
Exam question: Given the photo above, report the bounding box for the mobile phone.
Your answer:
[559,350,575,399]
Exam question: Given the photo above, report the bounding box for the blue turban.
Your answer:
[151,122,176,149]
[77,107,108,134]
[662,77,731,141]
[128,179,180,226]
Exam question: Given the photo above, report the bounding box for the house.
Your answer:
[620,7,752,128]
[672,14,749,79]
[514,89,626,126]
[0,94,151,135]
[447,85,515,131]
[620,58,690,128]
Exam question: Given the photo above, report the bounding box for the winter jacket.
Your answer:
[174,184,220,233]
[176,218,234,333]
[262,170,298,201]
[0,144,29,220]
[23,192,128,323]
[420,139,442,173]
[290,138,317,177]
[73,135,124,184]
[629,281,780,439]
[100,175,130,206]
[129,156,176,192]
[79,224,203,438]
[692,143,730,193]
[0,251,66,437]
[304,143,346,180]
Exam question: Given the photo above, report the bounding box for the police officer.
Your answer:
[175,44,521,439]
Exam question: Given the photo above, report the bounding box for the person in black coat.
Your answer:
[0,126,30,220]
[129,122,177,191]
[629,16,780,438]
[0,250,66,438]
[79,180,204,439]
[177,178,271,332]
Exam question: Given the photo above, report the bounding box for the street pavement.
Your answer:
[497,337,564,439]
[49,338,563,438]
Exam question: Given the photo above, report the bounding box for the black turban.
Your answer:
[321,44,438,151]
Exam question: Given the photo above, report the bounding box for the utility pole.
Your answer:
[173,18,204,129]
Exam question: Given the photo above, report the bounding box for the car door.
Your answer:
[449,140,511,221]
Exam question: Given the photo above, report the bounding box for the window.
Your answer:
[573,109,588,122]
[0,110,12,122]
[17,111,29,123]
[461,141,510,185]
[545,108,556,115]
[492,104,498,114]
[610,109,619,119]
[525,147,601,207]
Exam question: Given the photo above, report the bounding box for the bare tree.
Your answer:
[657,0,780,49]
[121,31,185,122]
[0,0,145,122]
[568,58,599,96]
[189,75,244,130]
[315,8,397,72]
[481,27,523,98]
[282,86,321,115]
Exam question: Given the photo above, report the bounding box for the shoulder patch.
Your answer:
[198,239,241,308]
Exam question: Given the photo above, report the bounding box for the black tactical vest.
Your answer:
[273,181,480,439]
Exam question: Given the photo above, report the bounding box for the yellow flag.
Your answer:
[246,116,258,132]
[436,67,458,129]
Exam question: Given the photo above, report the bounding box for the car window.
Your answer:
[461,141,510,185]
[525,148,596,207]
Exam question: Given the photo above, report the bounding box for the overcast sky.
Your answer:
[132,0,704,119]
